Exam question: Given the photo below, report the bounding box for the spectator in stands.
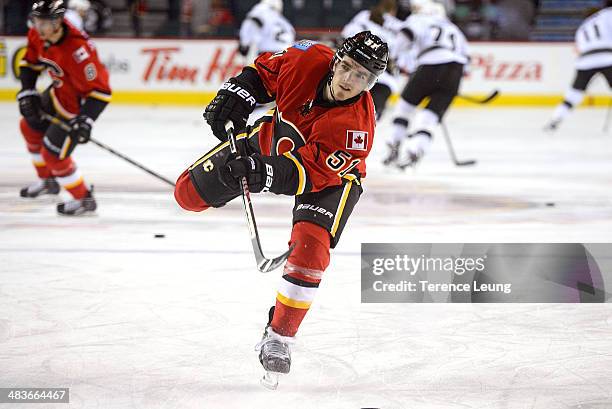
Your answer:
[188,0,235,37]
[88,0,113,34]
[490,0,536,40]
[3,0,35,35]
[208,0,235,35]
[127,0,145,37]
[181,0,211,37]
[453,0,487,39]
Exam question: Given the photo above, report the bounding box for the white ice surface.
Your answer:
[1,103,612,409]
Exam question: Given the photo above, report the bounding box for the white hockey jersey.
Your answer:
[575,7,612,70]
[341,10,399,90]
[239,3,295,55]
[393,14,469,68]
[64,9,85,31]
[342,10,396,48]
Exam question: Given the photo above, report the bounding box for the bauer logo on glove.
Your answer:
[220,82,257,107]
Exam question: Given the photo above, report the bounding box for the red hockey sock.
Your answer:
[20,119,51,179]
[174,169,210,211]
[271,222,330,337]
[41,148,88,199]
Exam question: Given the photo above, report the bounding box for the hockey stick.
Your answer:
[456,89,500,105]
[225,121,294,273]
[440,122,477,166]
[42,113,176,187]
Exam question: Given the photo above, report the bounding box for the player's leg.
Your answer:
[545,69,595,131]
[18,117,61,197]
[370,70,397,120]
[396,108,440,169]
[371,82,392,120]
[384,66,431,166]
[257,178,362,374]
[41,123,96,215]
[18,90,60,198]
[174,125,262,211]
[397,62,462,168]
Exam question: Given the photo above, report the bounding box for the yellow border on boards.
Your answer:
[0,89,611,107]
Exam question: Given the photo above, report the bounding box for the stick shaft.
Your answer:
[42,113,175,187]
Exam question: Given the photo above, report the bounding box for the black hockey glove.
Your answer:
[237,44,250,57]
[204,78,257,142]
[219,153,272,193]
[69,115,94,144]
[17,89,43,124]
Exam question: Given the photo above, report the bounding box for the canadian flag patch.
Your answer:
[73,46,90,64]
[346,130,368,151]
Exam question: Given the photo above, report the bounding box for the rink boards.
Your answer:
[0,36,610,106]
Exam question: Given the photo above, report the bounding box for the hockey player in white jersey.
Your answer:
[238,0,295,61]
[341,0,398,119]
[64,0,90,32]
[383,1,469,168]
[545,2,612,132]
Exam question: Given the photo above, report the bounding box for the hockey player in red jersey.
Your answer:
[17,0,111,215]
[174,31,388,385]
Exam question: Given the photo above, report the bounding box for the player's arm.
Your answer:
[383,13,405,33]
[396,24,416,53]
[218,151,308,195]
[219,116,372,195]
[69,42,112,144]
[204,65,274,141]
[341,14,365,40]
[218,138,367,196]
[17,29,46,125]
[204,48,290,141]
[238,16,262,56]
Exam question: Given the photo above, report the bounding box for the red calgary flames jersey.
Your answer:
[253,41,376,193]
[21,20,111,118]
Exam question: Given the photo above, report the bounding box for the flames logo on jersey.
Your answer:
[39,57,64,77]
[273,111,306,155]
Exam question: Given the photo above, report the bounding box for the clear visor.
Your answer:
[334,56,378,91]
[31,16,61,33]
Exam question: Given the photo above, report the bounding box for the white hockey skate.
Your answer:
[57,187,97,216]
[396,149,423,170]
[255,325,294,390]
[382,141,401,166]
[20,178,60,198]
[543,119,561,133]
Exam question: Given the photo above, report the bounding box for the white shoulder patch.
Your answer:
[73,46,90,64]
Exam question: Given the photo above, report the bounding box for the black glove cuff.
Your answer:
[80,97,108,121]
[19,66,39,90]
[258,154,302,195]
[235,67,274,104]
[17,89,40,100]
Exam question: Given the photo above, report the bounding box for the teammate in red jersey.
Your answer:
[17,0,111,215]
[174,31,388,383]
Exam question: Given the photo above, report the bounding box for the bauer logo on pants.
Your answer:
[346,130,368,151]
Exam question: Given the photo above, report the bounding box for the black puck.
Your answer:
[545,202,555,207]
[154,234,165,238]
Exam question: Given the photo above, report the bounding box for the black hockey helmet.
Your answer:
[31,0,67,19]
[335,31,389,78]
